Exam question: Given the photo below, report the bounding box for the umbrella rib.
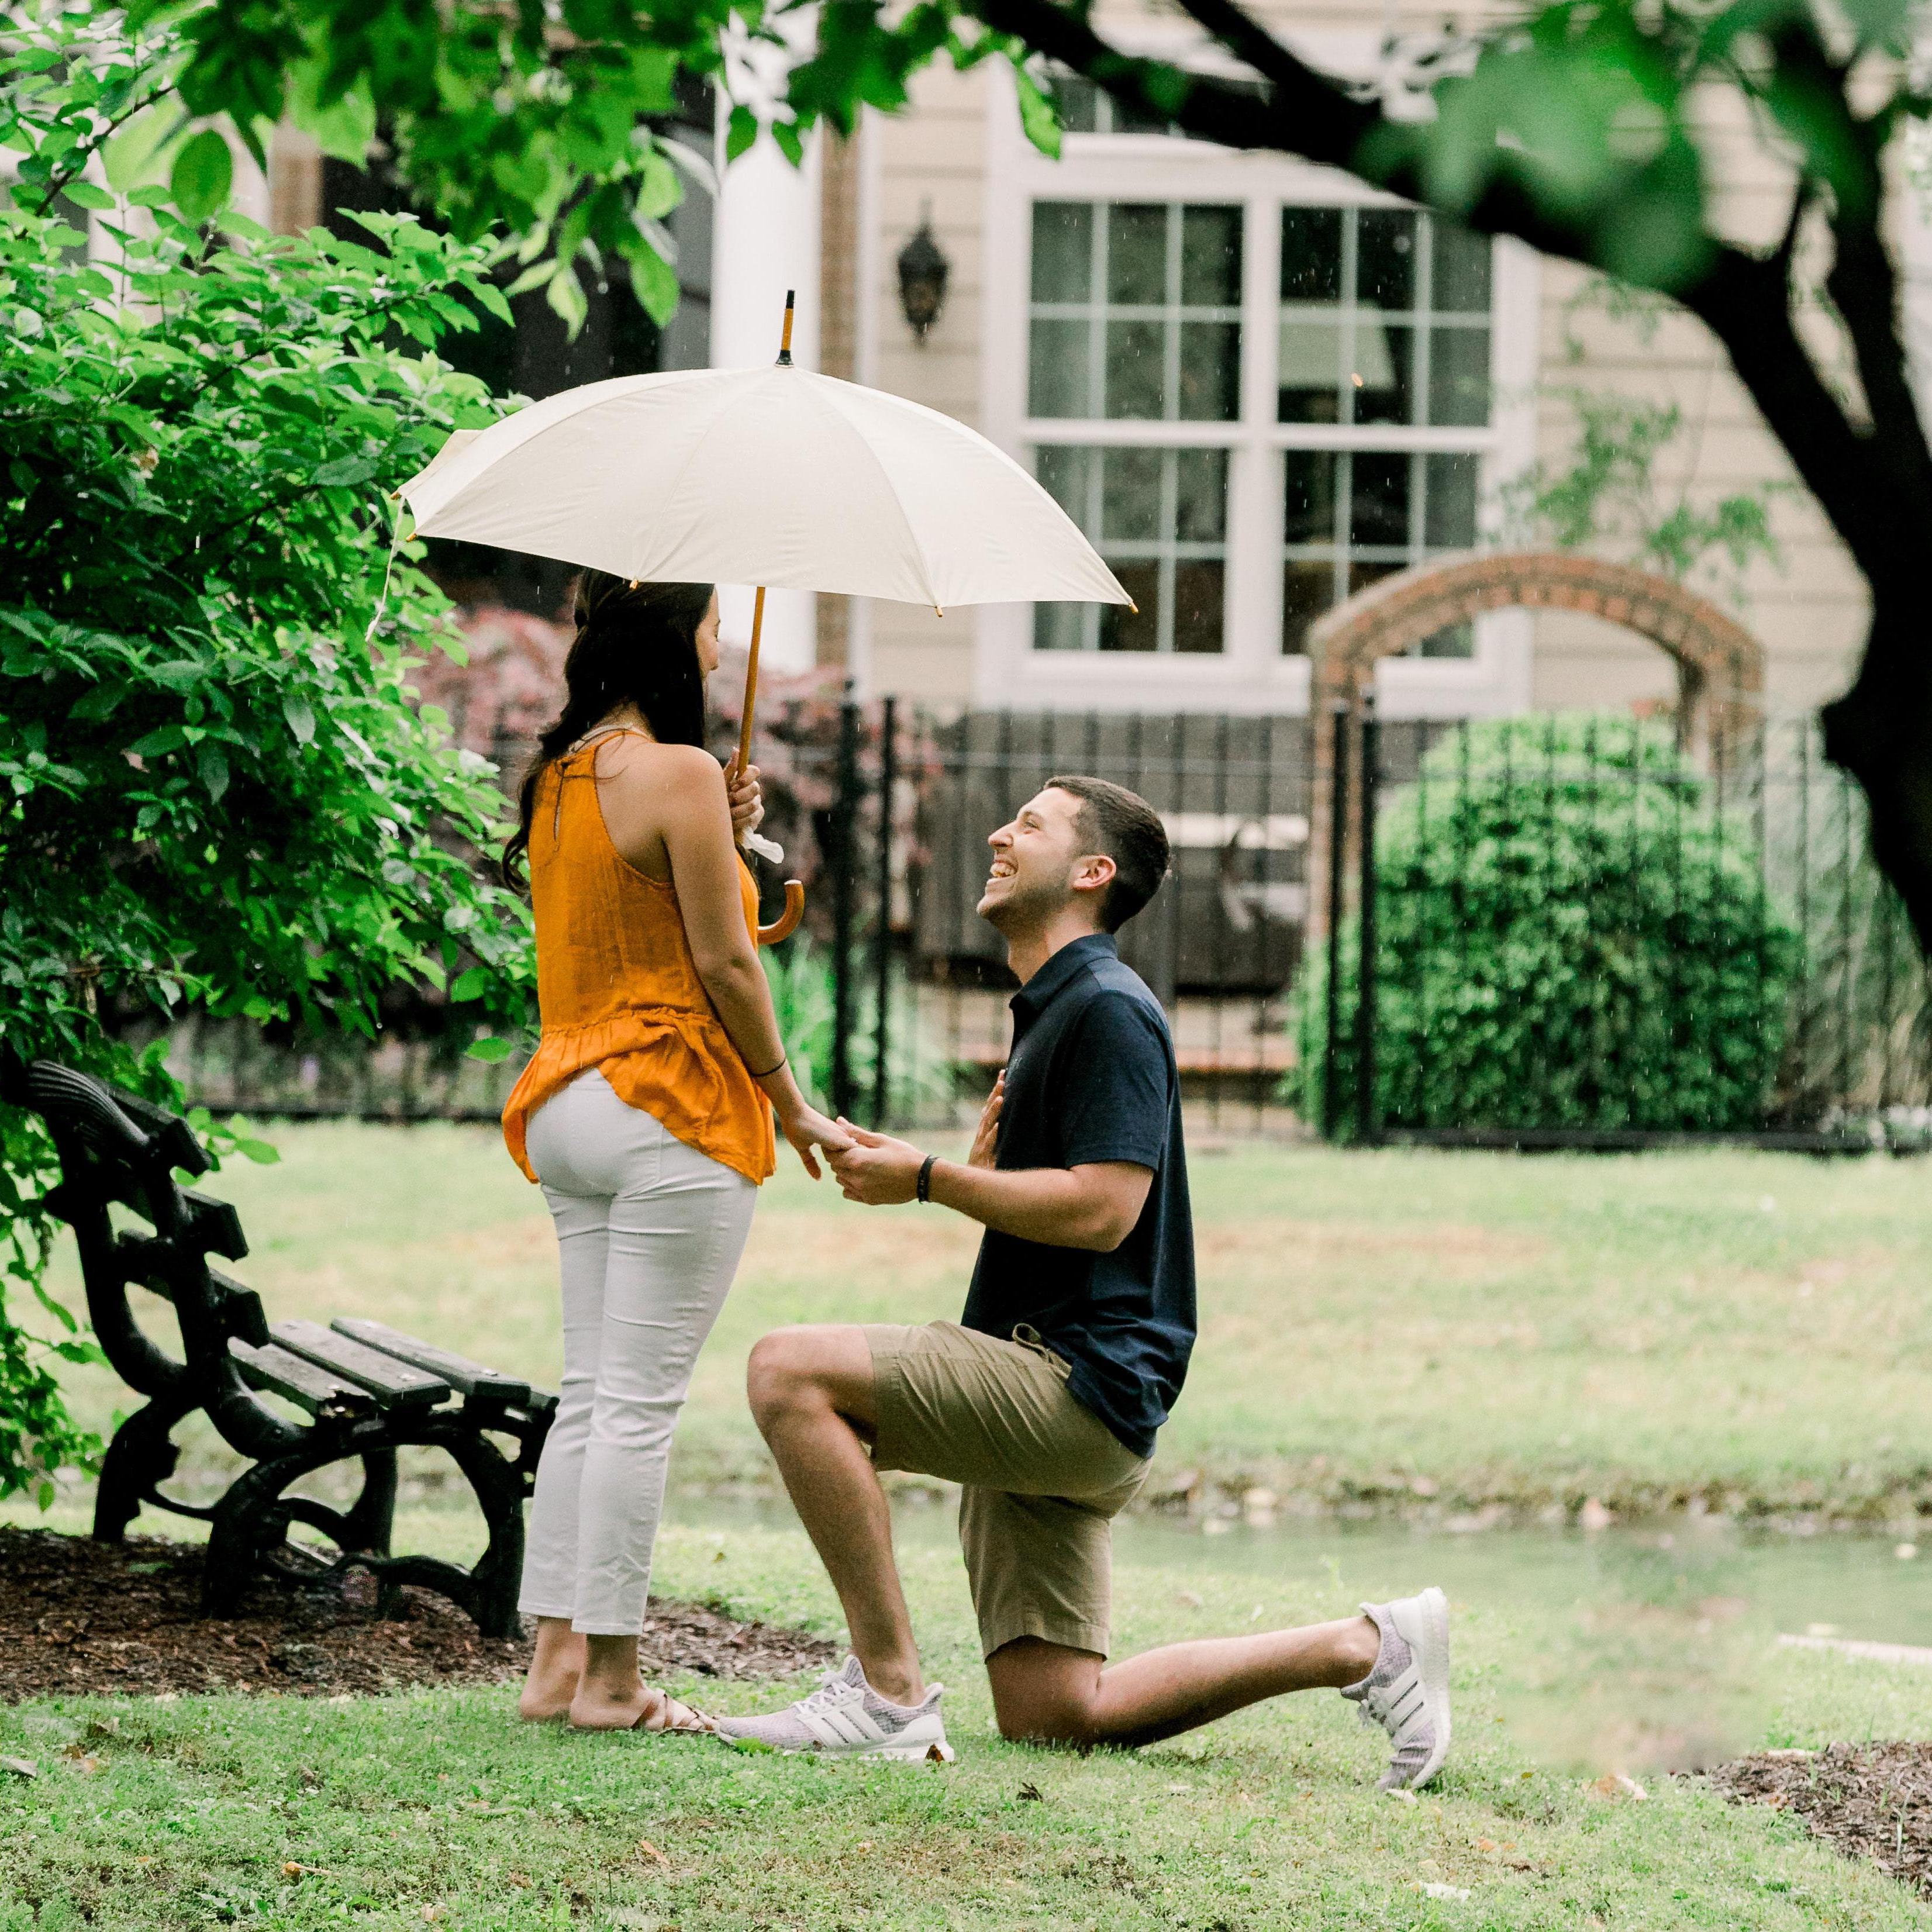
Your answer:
[794,377,942,607]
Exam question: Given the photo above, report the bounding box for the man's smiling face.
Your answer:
[978,787,1100,933]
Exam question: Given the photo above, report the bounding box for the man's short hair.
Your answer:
[1044,775,1171,932]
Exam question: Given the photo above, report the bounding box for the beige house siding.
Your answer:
[846,58,1874,722]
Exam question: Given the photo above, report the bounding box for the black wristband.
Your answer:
[749,1054,788,1080]
[916,1153,938,1203]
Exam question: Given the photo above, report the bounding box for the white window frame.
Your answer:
[978,55,1540,717]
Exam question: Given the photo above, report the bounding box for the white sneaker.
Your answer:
[1340,1586,1452,1790]
[714,1655,956,1762]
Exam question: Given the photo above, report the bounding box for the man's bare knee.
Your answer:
[746,1326,874,1437]
[745,1329,817,1433]
[988,1638,1102,1748]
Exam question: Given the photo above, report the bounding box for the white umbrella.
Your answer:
[396,298,1130,938]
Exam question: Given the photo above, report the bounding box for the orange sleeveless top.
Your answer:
[501,735,777,1188]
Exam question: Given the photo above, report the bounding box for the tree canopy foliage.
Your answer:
[0,4,533,1498]
[133,0,1932,944]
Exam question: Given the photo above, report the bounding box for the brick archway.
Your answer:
[1305,551,1765,939]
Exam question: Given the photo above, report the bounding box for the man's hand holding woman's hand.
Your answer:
[825,1070,1002,1204]
[826,1123,929,1204]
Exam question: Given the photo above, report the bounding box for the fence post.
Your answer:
[1354,695,1381,1148]
[1321,702,1351,1141]
[830,696,861,1121]
[871,694,897,1129]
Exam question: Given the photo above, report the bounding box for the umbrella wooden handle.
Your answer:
[757,880,806,947]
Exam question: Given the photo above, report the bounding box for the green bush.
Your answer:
[1293,717,1798,1136]
[0,7,531,1499]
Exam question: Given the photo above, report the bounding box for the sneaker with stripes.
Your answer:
[715,1655,957,1762]
[1339,1586,1452,1790]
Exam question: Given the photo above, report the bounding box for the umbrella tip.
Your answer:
[778,289,796,366]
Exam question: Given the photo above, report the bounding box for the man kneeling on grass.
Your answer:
[717,777,1451,1782]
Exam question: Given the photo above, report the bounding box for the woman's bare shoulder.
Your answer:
[596,736,723,786]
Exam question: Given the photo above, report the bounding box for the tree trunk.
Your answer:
[1821,603,1932,953]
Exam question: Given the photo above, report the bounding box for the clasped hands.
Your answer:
[827,1072,1003,1205]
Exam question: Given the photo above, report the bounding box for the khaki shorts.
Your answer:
[864,1320,1149,1661]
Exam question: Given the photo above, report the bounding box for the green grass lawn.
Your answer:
[11,1123,1932,1926]
[32,1120,1932,1520]
[8,1514,1932,1930]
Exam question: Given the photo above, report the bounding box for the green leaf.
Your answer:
[128,724,188,758]
[726,104,759,163]
[546,263,590,336]
[170,128,233,224]
[467,1036,515,1063]
[198,740,229,803]
[103,100,184,192]
[1012,63,1062,160]
[630,243,679,326]
[283,692,316,745]
[451,966,490,1002]
[234,1136,280,1165]
[63,181,115,211]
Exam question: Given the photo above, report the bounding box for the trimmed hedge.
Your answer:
[1295,717,1798,1136]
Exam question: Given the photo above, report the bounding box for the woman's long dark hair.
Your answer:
[502,572,714,886]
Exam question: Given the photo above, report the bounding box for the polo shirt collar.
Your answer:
[1011,932,1117,1019]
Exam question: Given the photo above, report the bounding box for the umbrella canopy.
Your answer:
[396,362,1130,612]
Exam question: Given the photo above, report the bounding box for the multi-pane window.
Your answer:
[1283,453,1480,656]
[1022,192,1496,667]
[1278,206,1491,428]
[1036,446,1229,653]
[1029,201,1242,422]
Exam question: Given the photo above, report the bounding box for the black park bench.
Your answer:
[15,1060,556,1638]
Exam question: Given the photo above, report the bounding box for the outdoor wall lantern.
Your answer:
[896,213,950,343]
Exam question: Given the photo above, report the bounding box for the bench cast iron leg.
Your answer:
[94,1395,193,1543]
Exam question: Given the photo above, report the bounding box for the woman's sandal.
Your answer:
[570,1688,716,1735]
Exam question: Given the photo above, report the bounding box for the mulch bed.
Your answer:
[1710,1743,1932,1895]
[0,1525,834,1702]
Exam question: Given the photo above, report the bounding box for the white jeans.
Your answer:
[519,1068,757,1634]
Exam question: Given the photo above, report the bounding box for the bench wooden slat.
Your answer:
[230,1339,375,1418]
[271,1320,451,1409]
[330,1319,532,1406]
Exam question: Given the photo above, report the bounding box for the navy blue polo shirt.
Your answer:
[959,933,1195,1460]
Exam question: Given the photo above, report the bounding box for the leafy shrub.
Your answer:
[1294,717,1798,1136]
[0,8,532,1499]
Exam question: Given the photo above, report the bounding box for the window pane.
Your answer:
[1101,447,1163,543]
[1176,449,1229,542]
[1357,209,1416,312]
[1278,316,1342,423]
[1178,320,1240,420]
[1428,326,1491,427]
[1431,221,1492,312]
[1354,322,1414,425]
[1181,205,1242,305]
[1053,78,1099,135]
[1350,453,1410,550]
[1347,559,1406,598]
[1280,207,1342,303]
[1034,603,1089,650]
[1029,318,1091,418]
[1425,453,1480,548]
[1100,568,1161,651]
[1173,562,1225,653]
[1107,204,1167,304]
[1036,444,1093,520]
[1416,620,1475,658]
[1282,561,1335,654]
[1283,451,1338,547]
[1104,318,1165,418]
[1031,203,1093,303]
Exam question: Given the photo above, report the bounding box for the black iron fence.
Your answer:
[1315,706,1932,1150]
[160,699,1932,1148]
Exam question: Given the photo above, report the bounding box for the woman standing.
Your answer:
[500,572,847,1733]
